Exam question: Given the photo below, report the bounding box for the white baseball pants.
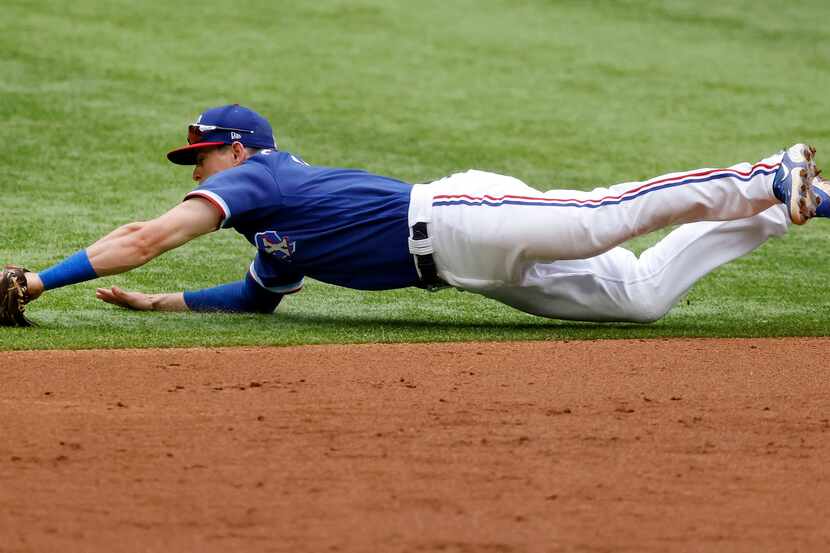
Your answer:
[409,152,787,322]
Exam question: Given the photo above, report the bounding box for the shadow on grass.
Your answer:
[277,311,657,332]
[272,311,797,340]
[3,307,796,353]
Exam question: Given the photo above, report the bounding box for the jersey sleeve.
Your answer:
[249,251,305,294]
[183,160,280,229]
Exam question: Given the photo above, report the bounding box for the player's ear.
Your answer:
[230,141,248,166]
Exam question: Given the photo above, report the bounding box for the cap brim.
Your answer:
[166,142,226,165]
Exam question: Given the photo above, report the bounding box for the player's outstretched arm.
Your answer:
[24,198,220,302]
[86,198,220,277]
[95,273,283,314]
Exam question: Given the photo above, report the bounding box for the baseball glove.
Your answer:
[0,266,33,327]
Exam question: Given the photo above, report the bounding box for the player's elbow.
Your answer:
[252,302,279,314]
[122,223,167,266]
[249,294,281,314]
[622,295,670,323]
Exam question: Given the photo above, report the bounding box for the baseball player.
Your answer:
[2,104,828,326]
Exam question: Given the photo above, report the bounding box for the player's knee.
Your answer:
[622,295,670,323]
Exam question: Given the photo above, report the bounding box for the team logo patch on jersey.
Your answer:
[255,231,296,260]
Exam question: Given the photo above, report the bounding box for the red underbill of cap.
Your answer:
[166,141,227,165]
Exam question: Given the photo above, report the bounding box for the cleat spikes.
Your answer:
[773,143,821,225]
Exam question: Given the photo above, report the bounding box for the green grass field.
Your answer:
[2,0,830,350]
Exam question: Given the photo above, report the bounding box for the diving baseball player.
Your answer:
[2,104,828,326]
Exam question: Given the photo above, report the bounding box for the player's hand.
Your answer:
[95,286,154,311]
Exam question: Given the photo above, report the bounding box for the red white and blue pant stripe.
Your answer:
[408,151,786,321]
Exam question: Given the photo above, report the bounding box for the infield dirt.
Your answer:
[1,339,829,552]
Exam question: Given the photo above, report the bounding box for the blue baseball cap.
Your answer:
[167,104,277,165]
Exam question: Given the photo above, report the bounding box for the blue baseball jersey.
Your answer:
[184,150,419,293]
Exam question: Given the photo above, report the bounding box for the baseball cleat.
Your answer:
[811,176,830,218]
[772,144,820,225]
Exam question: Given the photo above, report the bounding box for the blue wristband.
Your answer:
[39,250,98,291]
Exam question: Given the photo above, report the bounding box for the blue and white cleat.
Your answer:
[772,144,820,225]
[812,176,830,217]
